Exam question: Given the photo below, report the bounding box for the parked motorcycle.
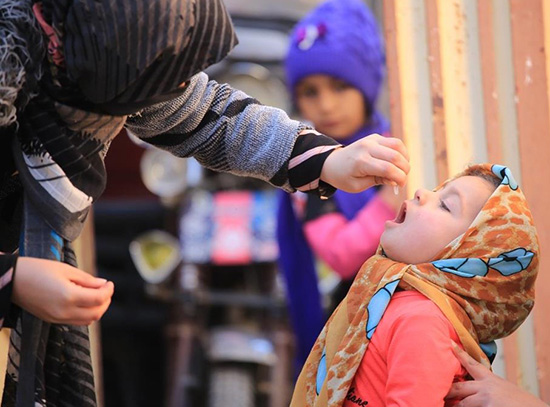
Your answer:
[128,3,319,405]
[129,146,294,407]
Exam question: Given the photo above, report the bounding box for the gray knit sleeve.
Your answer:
[125,72,308,191]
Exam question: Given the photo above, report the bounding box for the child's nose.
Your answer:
[414,188,432,204]
[318,92,337,112]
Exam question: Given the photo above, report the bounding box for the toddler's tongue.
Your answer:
[395,202,407,224]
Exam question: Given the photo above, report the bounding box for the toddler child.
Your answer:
[290,164,539,407]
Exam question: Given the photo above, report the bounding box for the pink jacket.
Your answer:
[303,196,395,279]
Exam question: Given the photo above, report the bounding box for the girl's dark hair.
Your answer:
[463,166,501,190]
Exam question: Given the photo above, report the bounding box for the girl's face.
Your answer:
[380,176,494,264]
[295,75,367,140]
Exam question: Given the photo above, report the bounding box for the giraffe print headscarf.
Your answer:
[291,164,539,407]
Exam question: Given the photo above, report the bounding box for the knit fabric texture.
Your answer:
[126,72,307,191]
[284,0,385,107]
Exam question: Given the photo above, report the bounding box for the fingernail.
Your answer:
[393,186,399,195]
[97,278,107,284]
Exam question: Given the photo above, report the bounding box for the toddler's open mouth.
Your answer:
[394,202,407,224]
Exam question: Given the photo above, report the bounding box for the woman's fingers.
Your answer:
[349,135,409,188]
[451,341,490,380]
[368,158,408,187]
[12,257,114,325]
[319,134,410,192]
[376,134,410,162]
[447,380,480,400]
[448,343,548,407]
[447,343,490,407]
[57,305,111,326]
[65,266,108,289]
[73,281,114,308]
[54,290,113,325]
[369,141,411,180]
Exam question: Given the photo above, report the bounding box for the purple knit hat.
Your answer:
[285,0,385,108]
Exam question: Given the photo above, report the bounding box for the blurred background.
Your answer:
[72,0,550,406]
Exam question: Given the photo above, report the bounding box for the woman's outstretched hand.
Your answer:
[12,257,114,326]
[320,134,410,193]
[447,342,548,407]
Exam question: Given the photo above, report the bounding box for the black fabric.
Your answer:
[0,186,23,254]
[0,254,18,325]
[288,131,339,197]
[0,128,17,183]
[4,200,97,407]
[41,0,238,114]
[2,1,240,405]
[18,95,107,199]
[14,95,105,241]
[316,180,337,199]
[303,195,338,222]
[289,148,335,191]
[0,129,23,253]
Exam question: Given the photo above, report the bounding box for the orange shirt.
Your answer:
[343,291,467,407]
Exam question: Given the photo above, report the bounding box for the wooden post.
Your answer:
[509,0,550,400]
[384,0,438,194]
[73,210,105,407]
[425,0,448,184]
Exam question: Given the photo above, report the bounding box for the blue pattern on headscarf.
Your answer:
[491,164,518,190]
[431,258,489,278]
[487,248,534,276]
[316,348,327,395]
[366,279,399,339]
[432,248,533,278]
[480,341,498,363]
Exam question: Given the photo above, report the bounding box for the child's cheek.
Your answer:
[416,211,439,225]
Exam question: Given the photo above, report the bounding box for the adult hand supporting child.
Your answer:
[448,342,548,407]
[321,134,410,193]
[12,257,114,326]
